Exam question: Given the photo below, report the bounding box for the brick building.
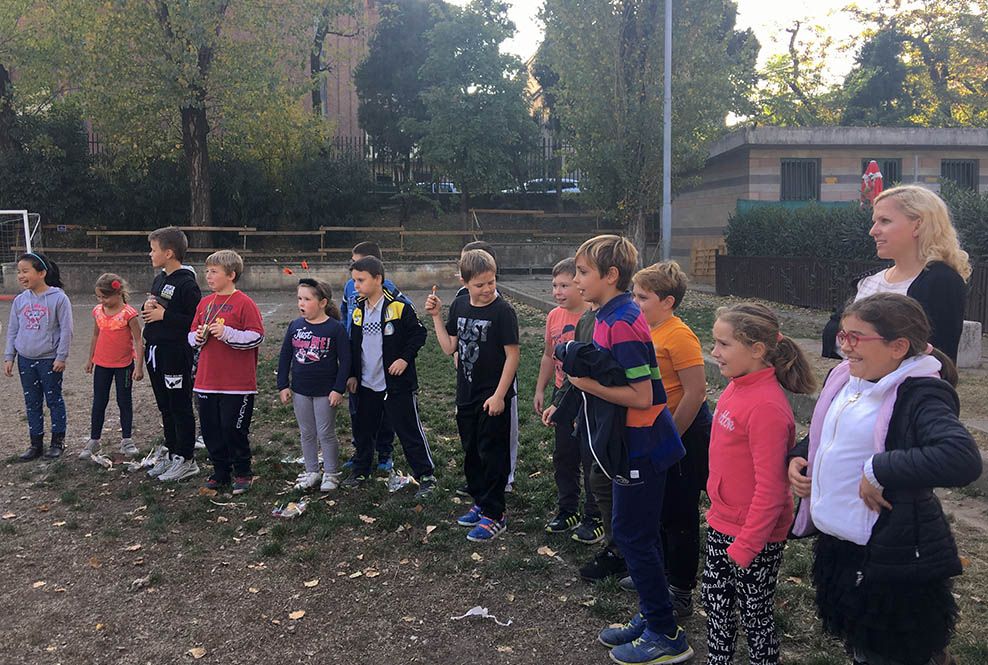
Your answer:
[672,127,988,273]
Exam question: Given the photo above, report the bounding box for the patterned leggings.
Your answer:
[702,527,786,665]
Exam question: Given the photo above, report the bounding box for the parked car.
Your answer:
[521,178,581,194]
[417,182,459,194]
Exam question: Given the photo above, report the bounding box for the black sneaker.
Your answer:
[619,575,636,592]
[579,549,627,581]
[341,474,367,490]
[455,485,471,498]
[571,516,604,544]
[545,511,580,533]
[414,475,436,499]
[669,585,694,618]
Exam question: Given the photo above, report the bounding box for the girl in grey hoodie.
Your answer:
[4,253,73,460]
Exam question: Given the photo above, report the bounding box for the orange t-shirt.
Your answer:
[93,304,139,368]
[649,316,704,414]
[544,306,585,388]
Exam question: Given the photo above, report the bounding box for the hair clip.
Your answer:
[111,279,121,290]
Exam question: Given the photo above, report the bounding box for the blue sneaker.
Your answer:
[377,458,393,472]
[599,613,646,648]
[466,515,506,542]
[456,504,482,527]
[342,458,355,469]
[608,627,693,665]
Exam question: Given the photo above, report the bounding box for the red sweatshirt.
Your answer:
[707,367,795,567]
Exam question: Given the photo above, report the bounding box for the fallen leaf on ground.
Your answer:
[289,610,305,620]
[32,581,46,588]
[2,513,15,519]
[497,646,513,653]
[425,525,436,534]
[359,514,376,524]
[197,487,217,497]
[248,587,259,593]
[402,616,416,622]
[89,558,102,569]
[365,569,380,578]
[216,516,229,523]
[537,546,557,557]
[961,557,971,566]
[38,505,51,512]
[349,571,363,579]
[452,497,462,504]
[95,623,103,630]
[303,579,319,588]
[124,544,142,552]
[53,521,66,526]
[581,599,596,607]
[786,576,802,584]
[558,595,567,602]
[471,552,482,562]
[187,647,206,659]
[257,527,269,536]
[528,471,541,478]
[132,558,144,566]
[506,594,514,602]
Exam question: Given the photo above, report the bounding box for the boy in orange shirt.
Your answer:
[534,258,600,542]
[630,261,712,617]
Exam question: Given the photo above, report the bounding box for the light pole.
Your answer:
[661,0,672,260]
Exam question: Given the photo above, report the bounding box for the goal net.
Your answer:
[0,210,42,263]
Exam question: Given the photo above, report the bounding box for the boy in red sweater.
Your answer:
[189,250,264,495]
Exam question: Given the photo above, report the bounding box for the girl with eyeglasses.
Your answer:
[791,293,981,665]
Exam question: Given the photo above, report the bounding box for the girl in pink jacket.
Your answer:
[704,303,816,665]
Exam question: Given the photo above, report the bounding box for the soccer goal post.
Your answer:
[0,210,43,262]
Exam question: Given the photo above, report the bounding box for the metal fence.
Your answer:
[715,255,988,327]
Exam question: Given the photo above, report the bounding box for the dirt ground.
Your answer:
[2,290,987,665]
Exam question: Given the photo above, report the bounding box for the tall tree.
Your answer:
[408,0,538,218]
[354,0,445,181]
[542,0,759,253]
[310,0,361,118]
[840,25,917,126]
[59,0,339,227]
[848,0,988,127]
[750,21,842,127]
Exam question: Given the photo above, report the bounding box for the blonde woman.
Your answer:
[824,185,970,362]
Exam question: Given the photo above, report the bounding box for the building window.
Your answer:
[780,158,820,201]
[862,158,901,185]
[941,159,978,191]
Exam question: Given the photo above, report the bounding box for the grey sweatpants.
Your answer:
[293,394,339,474]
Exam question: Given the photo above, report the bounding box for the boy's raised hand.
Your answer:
[425,293,441,317]
[279,388,292,404]
[483,393,505,416]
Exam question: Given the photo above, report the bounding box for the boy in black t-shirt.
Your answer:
[426,249,519,542]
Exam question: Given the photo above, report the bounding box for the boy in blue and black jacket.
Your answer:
[344,256,436,497]
[340,241,396,470]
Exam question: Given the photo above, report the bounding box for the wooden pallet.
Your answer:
[690,239,726,285]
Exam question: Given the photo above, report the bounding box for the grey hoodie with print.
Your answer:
[5,287,74,362]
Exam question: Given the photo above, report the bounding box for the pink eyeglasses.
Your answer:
[836,330,884,348]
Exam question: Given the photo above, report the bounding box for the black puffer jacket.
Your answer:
[790,376,981,583]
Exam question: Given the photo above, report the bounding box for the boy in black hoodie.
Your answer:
[344,256,436,497]
[141,227,202,481]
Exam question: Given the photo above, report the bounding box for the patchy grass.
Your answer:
[1,293,985,665]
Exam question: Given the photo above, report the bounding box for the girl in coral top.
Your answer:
[704,303,816,665]
[81,274,144,459]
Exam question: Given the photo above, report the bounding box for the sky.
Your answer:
[448,0,863,79]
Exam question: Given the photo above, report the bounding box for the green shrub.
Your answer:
[725,186,988,261]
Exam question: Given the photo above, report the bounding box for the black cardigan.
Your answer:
[822,261,967,362]
[790,377,981,583]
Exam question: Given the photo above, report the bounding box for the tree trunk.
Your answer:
[182,105,212,243]
[310,49,324,117]
[0,64,19,154]
[628,206,646,265]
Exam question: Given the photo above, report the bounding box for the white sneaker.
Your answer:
[158,455,199,482]
[120,438,139,457]
[79,439,101,460]
[294,472,321,490]
[194,435,206,450]
[320,472,341,492]
[146,453,174,478]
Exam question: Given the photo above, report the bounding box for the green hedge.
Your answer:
[725,184,988,262]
